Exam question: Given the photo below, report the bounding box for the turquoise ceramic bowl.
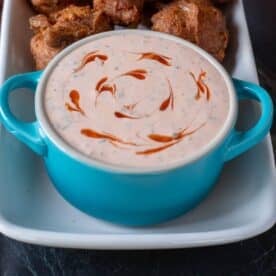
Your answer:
[0,31,273,226]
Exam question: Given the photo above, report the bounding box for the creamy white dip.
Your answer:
[44,34,229,167]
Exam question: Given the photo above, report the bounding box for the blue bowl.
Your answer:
[0,31,273,226]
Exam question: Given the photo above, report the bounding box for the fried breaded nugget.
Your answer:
[30,33,61,69]
[30,5,112,69]
[30,0,91,15]
[151,0,229,61]
[94,0,145,25]
[45,5,112,47]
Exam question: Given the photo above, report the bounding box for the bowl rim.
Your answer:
[36,29,237,174]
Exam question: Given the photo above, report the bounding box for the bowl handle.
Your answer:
[224,79,273,162]
[0,71,47,156]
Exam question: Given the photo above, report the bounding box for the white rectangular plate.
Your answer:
[0,0,275,249]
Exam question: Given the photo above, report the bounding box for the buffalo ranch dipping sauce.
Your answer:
[44,33,230,168]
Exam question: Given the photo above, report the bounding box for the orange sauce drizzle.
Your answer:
[189,71,211,101]
[95,77,108,91]
[139,123,206,155]
[136,141,180,155]
[65,89,85,115]
[147,134,175,143]
[95,77,117,106]
[133,52,172,66]
[120,69,147,80]
[114,111,141,119]
[159,78,174,111]
[81,128,138,146]
[74,51,108,72]
[98,84,116,95]
[148,124,205,143]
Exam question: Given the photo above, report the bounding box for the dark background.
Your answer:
[1,0,276,275]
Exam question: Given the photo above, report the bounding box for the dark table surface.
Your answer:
[1,1,276,275]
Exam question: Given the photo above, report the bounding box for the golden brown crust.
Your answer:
[30,0,92,15]
[29,0,231,68]
[30,33,61,70]
[196,4,229,61]
[45,5,112,47]
[151,0,229,61]
[29,5,112,69]
[94,0,145,26]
